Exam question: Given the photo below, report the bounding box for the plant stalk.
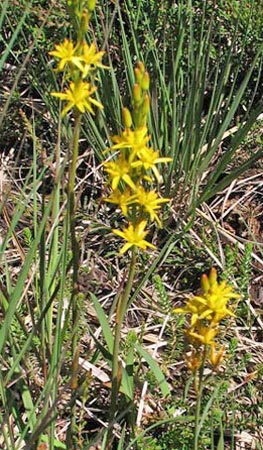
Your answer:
[67,111,82,447]
[193,347,207,450]
[106,250,137,448]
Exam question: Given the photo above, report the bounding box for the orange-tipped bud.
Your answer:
[209,267,218,288]
[80,10,89,35]
[141,71,150,90]
[201,274,210,293]
[133,83,141,103]
[134,67,143,83]
[122,107,133,128]
[137,61,145,75]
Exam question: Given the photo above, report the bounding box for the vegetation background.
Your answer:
[0,0,263,449]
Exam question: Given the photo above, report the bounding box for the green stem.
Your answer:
[194,384,202,450]
[194,347,207,450]
[106,250,137,448]
[67,111,82,447]
[69,111,82,346]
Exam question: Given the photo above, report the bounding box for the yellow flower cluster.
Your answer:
[174,268,240,370]
[103,62,172,255]
[50,3,106,118]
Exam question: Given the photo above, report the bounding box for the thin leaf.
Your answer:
[135,343,170,398]
[90,293,114,354]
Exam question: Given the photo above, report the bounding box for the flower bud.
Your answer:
[142,94,150,116]
[210,344,225,368]
[134,67,143,83]
[137,61,145,75]
[80,10,89,35]
[201,274,209,293]
[141,71,150,90]
[122,107,133,128]
[87,0,96,11]
[209,267,218,288]
[133,83,141,103]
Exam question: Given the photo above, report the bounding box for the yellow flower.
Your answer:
[104,189,136,216]
[192,293,236,326]
[110,126,150,157]
[174,268,239,327]
[103,156,136,191]
[79,42,107,77]
[112,220,156,254]
[174,294,234,328]
[131,147,172,182]
[210,344,225,368]
[49,39,83,72]
[134,186,169,226]
[51,80,103,117]
[188,324,218,346]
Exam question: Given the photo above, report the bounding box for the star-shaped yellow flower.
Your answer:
[104,189,136,216]
[110,126,150,158]
[112,220,156,254]
[103,156,136,191]
[131,147,172,182]
[134,186,169,226]
[210,344,225,368]
[174,268,239,327]
[188,324,218,346]
[49,39,83,72]
[51,80,103,117]
[78,42,107,78]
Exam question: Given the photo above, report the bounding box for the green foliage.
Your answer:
[155,425,195,450]
[153,275,171,315]
[239,242,253,296]
[136,434,162,450]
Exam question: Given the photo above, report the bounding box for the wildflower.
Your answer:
[193,292,236,326]
[103,61,171,257]
[134,186,170,226]
[104,189,136,216]
[188,323,218,346]
[49,39,82,72]
[174,294,234,328]
[51,80,102,117]
[103,156,136,191]
[174,268,239,327]
[210,344,225,368]
[110,126,150,157]
[112,220,156,254]
[131,147,172,182]
[79,42,107,77]
[199,269,240,326]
